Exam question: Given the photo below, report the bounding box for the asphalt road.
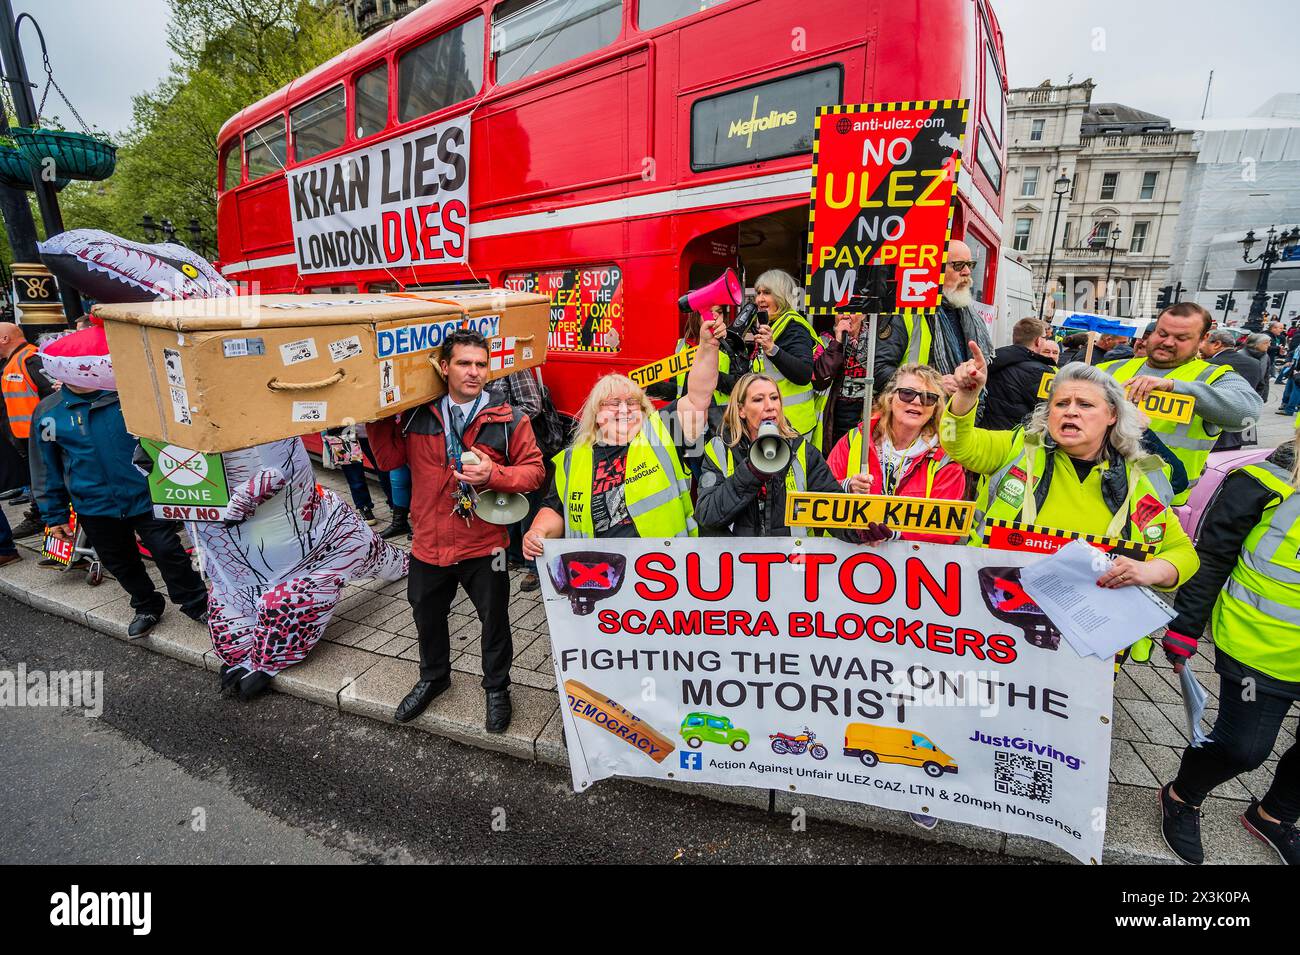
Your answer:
[0,595,1029,865]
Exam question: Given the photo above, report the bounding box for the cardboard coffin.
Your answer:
[97,289,549,452]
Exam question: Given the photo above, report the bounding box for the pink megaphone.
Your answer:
[679,267,743,313]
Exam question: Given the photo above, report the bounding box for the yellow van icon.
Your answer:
[843,723,959,778]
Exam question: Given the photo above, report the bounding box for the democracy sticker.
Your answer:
[563,679,675,764]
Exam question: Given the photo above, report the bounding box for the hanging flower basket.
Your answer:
[10,127,115,181]
[0,142,68,191]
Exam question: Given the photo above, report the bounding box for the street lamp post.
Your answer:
[0,0,81,321]
[1240,225,1300,332]
[1102,227,1124,315]
[1038,173,1071,320]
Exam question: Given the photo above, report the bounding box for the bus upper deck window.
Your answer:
[638,0,730,31]
[245,116,287,181]
[220,141,241,191]
[355,62,389,138]
[291,86,347,162]
[491,0,622,85]
[397,17,485,123]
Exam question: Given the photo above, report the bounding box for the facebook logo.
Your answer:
[680,751,702,771]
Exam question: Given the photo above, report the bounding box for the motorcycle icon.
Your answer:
[769,726,828,760]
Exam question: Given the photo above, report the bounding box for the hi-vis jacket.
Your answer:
[750,308,819,435]
[1211,460,1300,682]
[554,411,696,539]
[941,402,1200,588]
[2,342,46,441]
[1099,356,1254,506]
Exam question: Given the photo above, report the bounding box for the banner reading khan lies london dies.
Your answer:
[287,115,471,275]
[541,537,1115,864]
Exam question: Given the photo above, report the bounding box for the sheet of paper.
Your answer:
[1179,664,1212,748]
[1018,540,1174,659]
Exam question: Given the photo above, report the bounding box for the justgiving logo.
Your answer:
[728,94,798,147]
[50,886,151,936]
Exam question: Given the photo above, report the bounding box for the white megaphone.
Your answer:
[748,420,791,475]
[459,451,530,525]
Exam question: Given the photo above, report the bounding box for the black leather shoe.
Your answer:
[127,611,161,638]
[394,676,450,723]
[219,664,247,695]
[485,689,512,734]
[238,670,273,701]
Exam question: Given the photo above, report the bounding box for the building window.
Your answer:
[1100,171,1118,201]
[1013,218,1032,251]
[398,17,484,123]
[1130,221,1150,253]
[1089,220,1111,247]
[1140,170,1159,200]
[1020,166,1039,197]
[1062,220,1071,246]
[492,0,622,85]
[1030,118,1044,141]
[245,115,286,181]
[290,86,346,162]
[354,63,389,139]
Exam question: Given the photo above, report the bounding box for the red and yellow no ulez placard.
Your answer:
[805,100,969,316]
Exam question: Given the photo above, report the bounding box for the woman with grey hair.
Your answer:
[942,345,1199,592]
[747,269,820,437]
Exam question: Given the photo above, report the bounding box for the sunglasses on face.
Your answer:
[894,387,942,407]
[948,260,976,272]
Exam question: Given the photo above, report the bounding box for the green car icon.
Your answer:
[680,712,750,751]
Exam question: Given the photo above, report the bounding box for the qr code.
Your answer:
[993,751,1053,803]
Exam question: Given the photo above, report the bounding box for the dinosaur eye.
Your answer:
[181,263,199,278]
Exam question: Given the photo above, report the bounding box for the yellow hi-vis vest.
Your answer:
[901,314,934,366]
[672,337,731,405]
[971,429,1177,548]
[845,425,953,497]
[1213,461,1300,682]
[554,411,697,539]
[704,434,812,537]
[1100,356,1233,506]
[750,308,818,435]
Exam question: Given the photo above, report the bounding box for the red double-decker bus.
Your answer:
[216,0,1009,413]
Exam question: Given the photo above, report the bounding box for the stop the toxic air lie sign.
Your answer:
[804,100,969,315]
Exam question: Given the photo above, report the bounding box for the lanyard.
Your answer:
[444,394,484,467]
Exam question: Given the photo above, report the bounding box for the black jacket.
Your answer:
[982,344,1056,430]
[695,433,853,539]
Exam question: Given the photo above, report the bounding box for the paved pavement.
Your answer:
[0,389,1292,864]
[0,599,1014,865]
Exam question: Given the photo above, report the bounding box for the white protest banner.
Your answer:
[541,537,1115,864]
[287,115,471,275]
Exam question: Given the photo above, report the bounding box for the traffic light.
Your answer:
[1157,285,1174,310]
[1215,293,1229,311]
[1272,292,1286,309]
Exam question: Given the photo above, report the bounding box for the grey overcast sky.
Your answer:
[990,0,1295,123]
[7,0,1294,137]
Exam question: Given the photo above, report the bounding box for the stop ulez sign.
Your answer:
[141,439,231,520]
[804,100,969,315]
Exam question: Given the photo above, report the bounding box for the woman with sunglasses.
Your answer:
[694,372,852,538]
[943,344,1198,590]
[522,317,725,555]
[826,364,967,544]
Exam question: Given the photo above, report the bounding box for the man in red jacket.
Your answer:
[369,328,544,733]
